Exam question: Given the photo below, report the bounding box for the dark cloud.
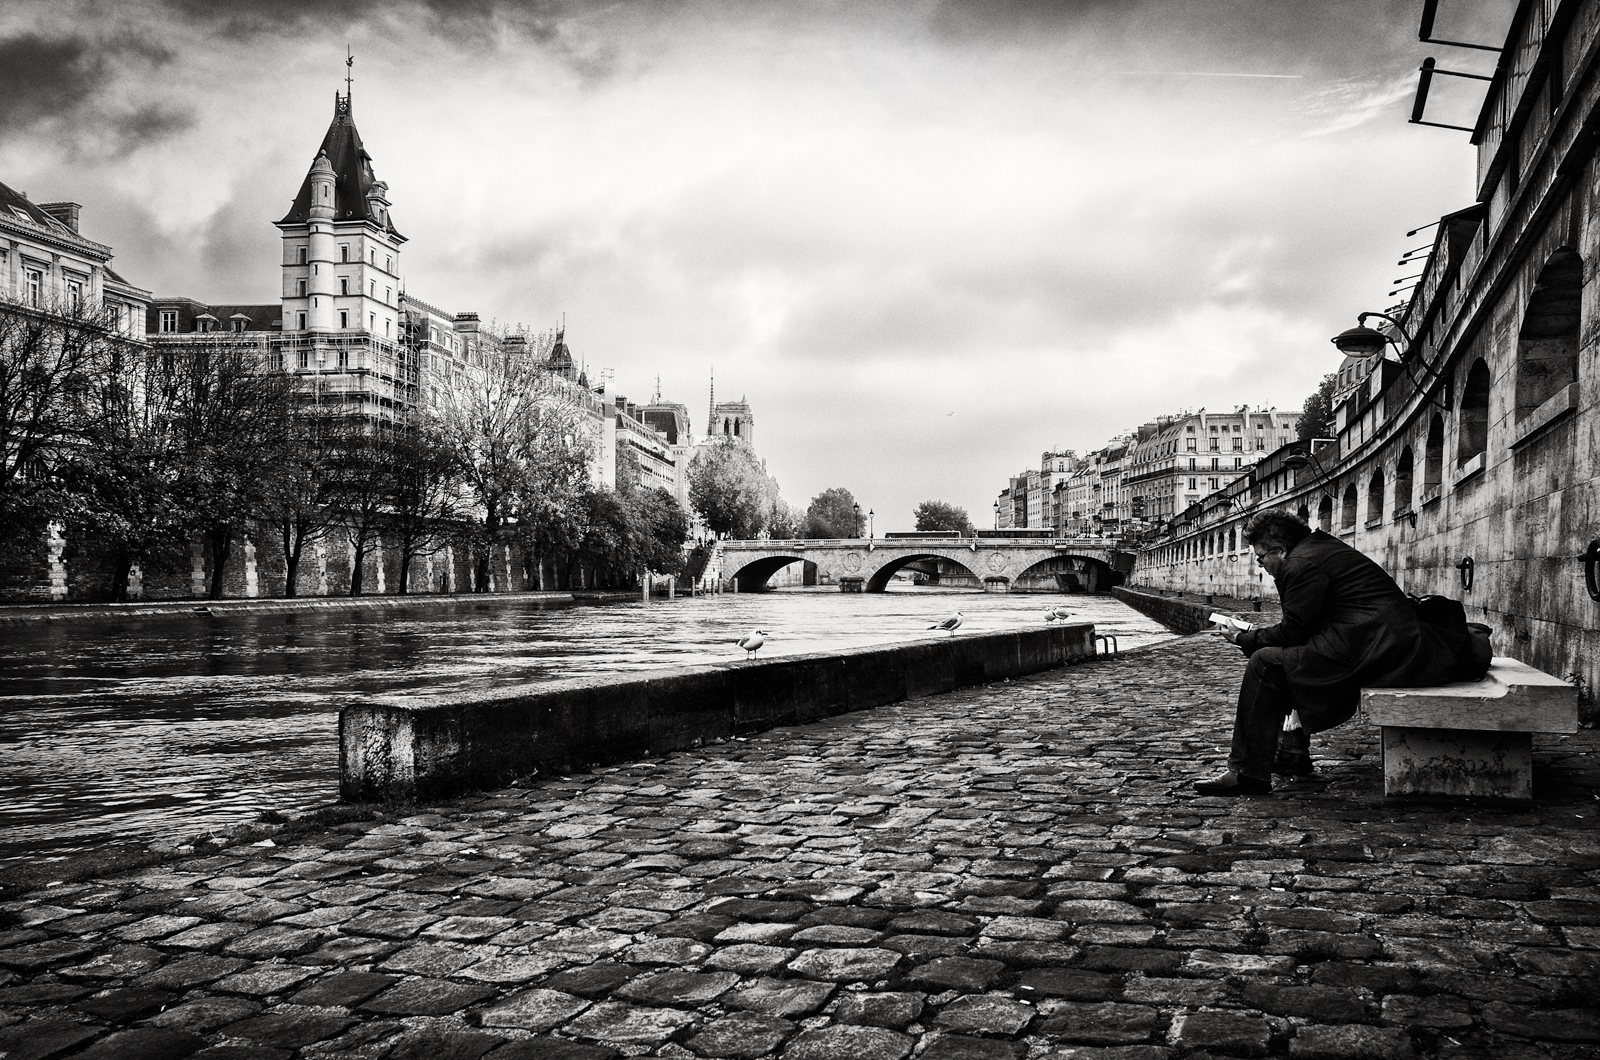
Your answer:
[0,34,99,132]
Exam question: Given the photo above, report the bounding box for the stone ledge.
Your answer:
[340,622,1097,802]
[1362,656,1579,732]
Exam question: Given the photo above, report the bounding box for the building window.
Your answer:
[338,348,348,368]
[297,312,306,330]
[159,309,177,333]
[1318,495,1333,532]
[1186,438,1196,451]
[385,287,391,303]
[1341,483,1357,529]
[370,280,375,297]
[297,246,307,264]
[1458,358,1491,465]
[369,312,375,331]
[1187,458,1195,470]
[386,255,392,271]
[339,277,349,295]
[1424,414,1445,489]
[1231,437,1242,451]
[297,279,307,297]
[298,349,309,369]
[1208,438,1219,451]
[25,268,42,307]
[1367,469,1385,526]
[385,318,391,337]
[1209,477,1219,490]
[340,245,349,263]
[1233,457,1242,468]
[1515,248,1581,423]
[1257,439,1266,450]
[1210,458,1218,470]
[339,309,349,328]
[1395,447,1414,511]
[66,279,83,311]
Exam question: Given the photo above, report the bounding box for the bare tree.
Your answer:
[256,396,350,597]
[432,330,596,592]
[384,419,460,594]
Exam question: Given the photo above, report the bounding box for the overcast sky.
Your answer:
[1,0,1513,532]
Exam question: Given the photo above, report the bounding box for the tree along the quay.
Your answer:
[914,499,975,536]
[1298,373,1337,441]
[255,397,352,597]
[804,486,862,538]
[688,436,778,539]
[384,421,460,595]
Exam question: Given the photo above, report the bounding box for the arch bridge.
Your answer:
[718,535,1131,593]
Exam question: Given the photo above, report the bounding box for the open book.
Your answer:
[1208,612,1252,632]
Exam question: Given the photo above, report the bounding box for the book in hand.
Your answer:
[1208,613,1252,633]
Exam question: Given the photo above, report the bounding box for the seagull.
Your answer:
[929,611,964,634]
[1044,607,1073,622]
[737,629,769,660]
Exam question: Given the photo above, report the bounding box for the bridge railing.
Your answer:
[718,536,1123,549]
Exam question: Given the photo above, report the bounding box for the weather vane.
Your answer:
[345,46,354,104]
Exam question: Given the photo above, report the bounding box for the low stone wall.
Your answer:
[1111,586,1275,636]
[340,622,1097,801]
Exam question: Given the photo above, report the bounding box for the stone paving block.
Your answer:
[881,933,970,961]
[382,1026,506,1060]
[379,943,483,976]
[1014,967,1120,1001]
[362,977,496,1016]
[564,1000,699,1044]
[1481,1001,1600,1041]
[1172,1011,1272,1057]
[788,946,902,982]
[0,938,98,970]
[918,1035,1025,1060]
[715,922,799,944]
[149,997,263,1033]
[1036,1001,1166,1045]
[541,961,642,998]
[1122,977,1227,1006]
[483,1035,621,1059]
[461,952,571,983]
[833,991,925,1029]
[0,1019,103,1060]
[478,988,591,1031]
[1288,1024,1415,1059]
[972,939,1080,967]
[934,994,1036,1036]
[790,924,881,946]
[67,1026,206,1060]
[722,977,835,1017]
[616,969,740,1005]
[781,1024,913,1060]
[905,956,1006,991]
[685,1010,797,1058]
[706,942,794,974]
[73,985,176,1023]
[286,970,397,1008]
[219,1009,356,1048]
[211,964,319,997]
[652,915,735,941]
[1238,983,1370,1021]
[57,943,166,982]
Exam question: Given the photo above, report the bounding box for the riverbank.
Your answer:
[2,633,1595,1058]
[0,589,641,627]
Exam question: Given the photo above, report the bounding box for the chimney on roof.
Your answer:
[39,202,81,232]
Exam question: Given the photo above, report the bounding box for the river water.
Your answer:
[0,588,1170,864]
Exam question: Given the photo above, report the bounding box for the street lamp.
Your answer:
[853,502,860,538]
[868,508,874,539]
[993,500,1000,530]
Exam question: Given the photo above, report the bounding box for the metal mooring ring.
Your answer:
[1583,539,1600,602]
[1456,556,1475,592]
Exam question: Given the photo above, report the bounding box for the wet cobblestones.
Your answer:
[1,634,1597,1058]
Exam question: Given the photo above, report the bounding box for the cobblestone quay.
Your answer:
[2,635,1597,1059]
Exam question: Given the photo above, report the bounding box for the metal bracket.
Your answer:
[1456,556,1475,592]
[1582,540,1600,602]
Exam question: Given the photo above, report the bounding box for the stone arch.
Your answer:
[1317,495,1333,532]
[1458,357,1491,464]
[726,554,807,591]
[1395,446,1414,513]
[1367,468,1385,525]
[864,552,982,592]
[1341,483,1358,530]
[1424,413,1445,488]
[1516,247,1581,421]
[1013,554,1118,593]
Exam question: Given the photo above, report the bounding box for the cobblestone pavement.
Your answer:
[2,634,1598,1060]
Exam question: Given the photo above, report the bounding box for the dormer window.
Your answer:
[159,309,177,332]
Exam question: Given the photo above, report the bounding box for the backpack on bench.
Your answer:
[1410,594,1493,682]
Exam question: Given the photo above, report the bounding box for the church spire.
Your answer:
[707,367,715,442]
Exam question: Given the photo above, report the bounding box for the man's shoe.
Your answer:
[1272,750,1315,777]
[1194,771,1272,796]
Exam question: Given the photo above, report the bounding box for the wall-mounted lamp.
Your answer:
[1404,510,1418,528]
[1582,539,1600,602]
[1456,556,1474,592]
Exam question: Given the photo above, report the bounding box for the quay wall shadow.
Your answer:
[341,622,1096,802]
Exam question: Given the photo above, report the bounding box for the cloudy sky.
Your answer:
[1,0,1512,531]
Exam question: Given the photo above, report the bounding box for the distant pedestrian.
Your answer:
[1195,510,1486,796]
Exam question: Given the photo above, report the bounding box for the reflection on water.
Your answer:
[0,588,1169,863]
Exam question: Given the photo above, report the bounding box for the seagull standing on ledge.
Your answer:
[737,629,769,660]
[929,611,963,634]
[1044,607,1073,622]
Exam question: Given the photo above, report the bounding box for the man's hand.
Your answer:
[1219,625,1243,646]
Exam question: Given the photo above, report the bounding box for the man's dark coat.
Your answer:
[1235,530,1457,733]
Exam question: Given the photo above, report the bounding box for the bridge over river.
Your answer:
[718,532,1133,592]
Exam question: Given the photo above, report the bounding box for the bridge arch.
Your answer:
[863,552,981,592]
[1013,554,1119,593]
[727,554,810,592]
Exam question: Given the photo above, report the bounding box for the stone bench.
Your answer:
[1361,657,1579,799]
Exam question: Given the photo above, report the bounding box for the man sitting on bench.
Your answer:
[1195,510,1466,796]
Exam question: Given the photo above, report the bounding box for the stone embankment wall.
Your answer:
[341,622,1097,801]
[1111,586,1276,636]
[0,518,585,604]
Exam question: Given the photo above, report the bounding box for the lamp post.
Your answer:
[868,508,874,539]
[993,500,1000,530]
[852,502,860,538]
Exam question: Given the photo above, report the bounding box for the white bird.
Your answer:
[929,611,964,633]
[737,629,769,660]
[1044,607,1073,622]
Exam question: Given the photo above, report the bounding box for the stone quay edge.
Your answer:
[340,623,1098,802]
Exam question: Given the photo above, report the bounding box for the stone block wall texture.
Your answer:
[340,622,1098,802]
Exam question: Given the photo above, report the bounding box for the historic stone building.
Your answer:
[0,181,149,337]
[1134,0,1600,709]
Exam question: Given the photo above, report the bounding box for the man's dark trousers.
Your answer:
[1230,647,1293,781]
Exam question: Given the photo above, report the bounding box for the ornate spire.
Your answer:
[707,366,715,441]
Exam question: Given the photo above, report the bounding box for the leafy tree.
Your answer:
[688,437,775,538]
[804,487,862,538]
[1298,373,1338,441]
[913,500,975,535]
[767,497,802,539]
[630,486,691,576]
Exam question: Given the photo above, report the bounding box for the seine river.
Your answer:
[0,588,1169,864]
